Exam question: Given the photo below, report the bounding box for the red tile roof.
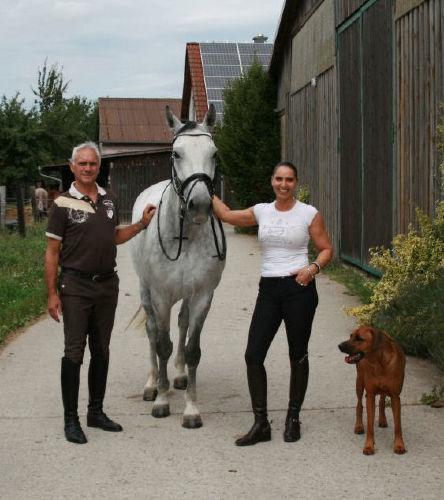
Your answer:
[181,43,208,122]
[99,97,182,145]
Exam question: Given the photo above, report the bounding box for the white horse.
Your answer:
[130,104,226,428]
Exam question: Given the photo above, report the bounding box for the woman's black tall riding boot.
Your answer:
[235,364,271,446]
[61,357,87,444]
[87,356,122,432]
[284,355,309,442]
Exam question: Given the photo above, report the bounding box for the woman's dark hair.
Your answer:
[272,161,298,179]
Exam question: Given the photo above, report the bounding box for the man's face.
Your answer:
[70,148,100,187]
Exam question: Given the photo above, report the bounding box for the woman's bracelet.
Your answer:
[137,219,148,230]
[310,261,321,274]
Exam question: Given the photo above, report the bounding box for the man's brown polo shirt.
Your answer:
[46,183,120,274]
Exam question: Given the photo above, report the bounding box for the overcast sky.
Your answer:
[1,0,284,106]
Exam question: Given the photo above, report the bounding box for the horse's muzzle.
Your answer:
[188,197,212,224]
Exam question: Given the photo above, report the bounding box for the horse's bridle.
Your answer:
[156,132,226,262]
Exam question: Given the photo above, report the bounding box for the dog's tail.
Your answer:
[124,304,147,332]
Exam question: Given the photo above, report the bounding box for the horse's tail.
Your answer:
[124,304,147,332]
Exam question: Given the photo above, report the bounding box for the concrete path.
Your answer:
[1,227,443,499]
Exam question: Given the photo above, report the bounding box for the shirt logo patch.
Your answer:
[103,199,115,219]
[69,209,89,224]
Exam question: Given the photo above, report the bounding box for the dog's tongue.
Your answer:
[345,355,353,364]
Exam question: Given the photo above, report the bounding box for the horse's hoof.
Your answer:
[143,388,158,401]
[173,375,188,390]
[152,405,170,418]
[182,415,203,429]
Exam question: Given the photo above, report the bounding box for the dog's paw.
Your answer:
[363,440,375,455]
[354,425,365,434]
[393,441,407,454]
[378,419,388,428]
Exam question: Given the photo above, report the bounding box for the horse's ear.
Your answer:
[202,103,217,131]
[165,105,183,134]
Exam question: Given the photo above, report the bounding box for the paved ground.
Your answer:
[1,227,443,499]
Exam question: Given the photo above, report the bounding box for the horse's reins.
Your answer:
[156,132,226,262]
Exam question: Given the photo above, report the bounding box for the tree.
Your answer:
[0,94,44,186]
[214,63,280,207]
[32,60,69,113]
[33,60,98,163]
[0,94,46,235]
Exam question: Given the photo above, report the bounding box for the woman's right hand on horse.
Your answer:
[212,196,256,227]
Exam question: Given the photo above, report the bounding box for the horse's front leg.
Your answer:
[182,293,213,429]
[174,299,189,390]
[151,304,173,418]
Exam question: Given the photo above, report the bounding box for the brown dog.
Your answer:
[338,326,406,455]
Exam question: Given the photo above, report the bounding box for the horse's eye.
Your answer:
[172,151,181,159]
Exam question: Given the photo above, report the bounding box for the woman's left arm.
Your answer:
[292,213,333,285]
[309,213,333,270]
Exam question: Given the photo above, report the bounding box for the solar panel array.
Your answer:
[199,42,273,120]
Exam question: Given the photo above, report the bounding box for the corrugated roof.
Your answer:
[99,97,182,144]
[181,43,208,121]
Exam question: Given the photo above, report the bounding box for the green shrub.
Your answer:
[348,202,444,369]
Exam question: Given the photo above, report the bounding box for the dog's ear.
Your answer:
[369,326,385,351]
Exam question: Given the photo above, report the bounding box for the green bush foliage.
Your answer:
[348,202,444,369]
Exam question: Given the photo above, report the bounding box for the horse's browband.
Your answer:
[172,133,212,144]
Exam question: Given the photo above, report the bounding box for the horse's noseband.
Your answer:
[172,169,215,204]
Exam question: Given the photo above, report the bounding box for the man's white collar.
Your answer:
[69,182,106,199]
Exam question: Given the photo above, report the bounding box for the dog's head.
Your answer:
[338,326,384,364]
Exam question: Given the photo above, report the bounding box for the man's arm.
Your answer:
[45,238,62,322]
[115,204,156,245]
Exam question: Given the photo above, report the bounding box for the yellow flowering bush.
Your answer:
[297,185,310,204]
[348,202,444,368]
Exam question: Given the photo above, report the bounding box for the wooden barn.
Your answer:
[270,0,443,271]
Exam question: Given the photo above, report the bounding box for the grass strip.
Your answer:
[0,224,47,344]
[324,259,375,304]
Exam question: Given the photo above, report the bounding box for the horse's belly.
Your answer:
[140,254,224,302]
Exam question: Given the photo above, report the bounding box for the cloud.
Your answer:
[0,0,284,103]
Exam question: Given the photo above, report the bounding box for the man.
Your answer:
[35,181,48,221]
[45,141,155,444]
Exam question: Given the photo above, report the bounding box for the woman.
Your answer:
[213,162,333,446]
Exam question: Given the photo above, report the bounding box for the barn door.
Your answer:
[338,0,394,272]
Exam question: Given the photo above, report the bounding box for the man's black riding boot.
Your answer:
[87,356,122,432]
[284,356,309,442]
[61,357,87,444]
[235,364,271,446]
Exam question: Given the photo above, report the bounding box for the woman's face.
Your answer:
[271,166,298,201]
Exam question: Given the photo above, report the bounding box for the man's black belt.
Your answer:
[61,267,117,282]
